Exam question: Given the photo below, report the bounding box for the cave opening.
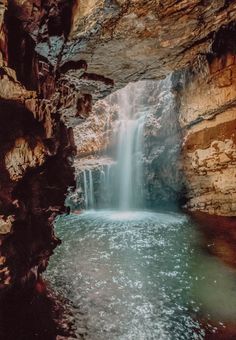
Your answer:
[45,73,236,339]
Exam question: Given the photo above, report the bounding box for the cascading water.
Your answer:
[115,90,145,210]
[88,170,94,208]
[78,82,146,211]
[83,170,88,209]
[82,169,95,209]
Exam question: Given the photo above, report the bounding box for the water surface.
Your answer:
[46,210,236,339]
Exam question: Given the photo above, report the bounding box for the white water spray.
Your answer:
[114,84,145,210]
[116,116,145,210]
[83,169,95,209]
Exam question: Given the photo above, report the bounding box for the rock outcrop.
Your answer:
[65,0,236,90]
[0,1,76,293]
[180,49,236,215]
[74,100,116,157]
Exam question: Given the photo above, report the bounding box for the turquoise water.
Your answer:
[45,210,236,339]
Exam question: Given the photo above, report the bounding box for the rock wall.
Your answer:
[143,78,185,208]
[0,1,76,293]
[180,50,236,215]
[142,46,236,215]
[74,100,116,157]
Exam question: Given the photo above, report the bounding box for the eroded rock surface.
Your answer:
[65,0,236,90]
[0,1,76,293]
[180,52,236,215]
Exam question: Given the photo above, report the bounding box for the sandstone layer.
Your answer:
[180,51,236,215]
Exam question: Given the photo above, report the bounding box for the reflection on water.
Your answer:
[45,211,236,339]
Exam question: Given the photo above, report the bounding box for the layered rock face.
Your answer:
[0,0,236,293]
[142,49,236,215]
[180,46,236,215]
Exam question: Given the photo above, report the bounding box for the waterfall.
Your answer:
[83,170,95,209]
[108,83,146,211]
[134,115,145,207]
[116,112,145,210]
[83,170,89,209]
[80,82,147,211]
[98,164,113,209]
[88,170,94,208]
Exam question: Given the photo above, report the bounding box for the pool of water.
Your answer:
[45,210,236,339]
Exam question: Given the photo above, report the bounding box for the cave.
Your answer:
[0,1,236,339]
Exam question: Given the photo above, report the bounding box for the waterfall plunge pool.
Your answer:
[45,210,236,339]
